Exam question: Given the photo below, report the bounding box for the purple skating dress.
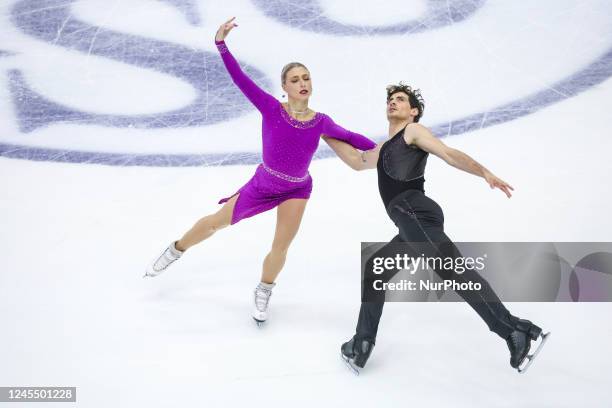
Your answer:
[215,40,376,224]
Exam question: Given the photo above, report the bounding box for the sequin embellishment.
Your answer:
[278,103,323,129]
[262,163,310,183]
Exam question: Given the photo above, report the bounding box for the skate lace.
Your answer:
[254,288,272,312]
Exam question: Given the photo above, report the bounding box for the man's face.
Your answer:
[387,91,418,122]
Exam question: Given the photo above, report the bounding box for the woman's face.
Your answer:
[282,66,312,101]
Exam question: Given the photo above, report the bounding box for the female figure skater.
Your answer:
[325,83,549,373]
[144,18,376,326]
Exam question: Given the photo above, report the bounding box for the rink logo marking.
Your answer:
[1,1,611,166]
[8,0,271,133]
[2,47,610,167]
[251,0,486,36]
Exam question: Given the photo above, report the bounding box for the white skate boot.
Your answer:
[252,282,276,327]
[144,241,183,277]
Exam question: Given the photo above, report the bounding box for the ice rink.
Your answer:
[1,1,612,406]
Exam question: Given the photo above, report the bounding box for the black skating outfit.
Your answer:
[343,125,542,370]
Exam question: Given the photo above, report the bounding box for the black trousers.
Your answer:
[356,190,516,342]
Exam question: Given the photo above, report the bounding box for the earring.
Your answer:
[282,94,286,98]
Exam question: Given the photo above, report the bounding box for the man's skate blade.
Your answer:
[518,332,550,374]
[252,317,266,328]
[340,352,360,376]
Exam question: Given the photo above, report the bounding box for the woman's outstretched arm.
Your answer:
[321,116,377,151]
[215,17,276,112]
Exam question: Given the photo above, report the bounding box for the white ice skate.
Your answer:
[144,241,183,277]
[252,282,275,327]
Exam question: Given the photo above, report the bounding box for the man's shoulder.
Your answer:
[402,122,431,145]
[404,122,428,133]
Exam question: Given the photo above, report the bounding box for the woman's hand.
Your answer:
[215,17,238,42]
[484,171,514,198]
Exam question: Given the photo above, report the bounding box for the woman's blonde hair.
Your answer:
[281,62,309,84]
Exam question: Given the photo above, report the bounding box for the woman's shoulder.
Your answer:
[316,112,334,126]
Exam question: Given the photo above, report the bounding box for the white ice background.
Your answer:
[1,0,612,407]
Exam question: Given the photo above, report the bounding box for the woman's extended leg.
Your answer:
[260,198,308,283]
[144,194,241,277]
[251,198,308,324]
[175,193,240,251]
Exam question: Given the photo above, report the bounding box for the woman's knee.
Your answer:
[202,212,231,232]
[272,243,290,255]
[269,240,292,256]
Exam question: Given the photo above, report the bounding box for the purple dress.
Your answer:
[215,40,376,224]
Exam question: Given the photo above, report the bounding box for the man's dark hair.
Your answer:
[386,82,425,123]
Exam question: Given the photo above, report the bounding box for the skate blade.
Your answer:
[340,352,360,376]
[143,265,159,278]
[253,317,266,328]
[518,331,551,374]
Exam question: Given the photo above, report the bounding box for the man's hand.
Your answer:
[484,171,514,198]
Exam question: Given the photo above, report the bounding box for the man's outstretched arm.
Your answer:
[405,123,514,198]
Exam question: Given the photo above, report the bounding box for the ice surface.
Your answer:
[1,1,612,407]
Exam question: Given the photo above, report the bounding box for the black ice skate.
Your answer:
[506,319,550,373]
[341,337,375,376]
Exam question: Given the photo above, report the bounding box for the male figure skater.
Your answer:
[324,83,549,374]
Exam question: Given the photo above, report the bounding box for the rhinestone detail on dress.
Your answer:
[278,103,323,129]
[262,163,310,183]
